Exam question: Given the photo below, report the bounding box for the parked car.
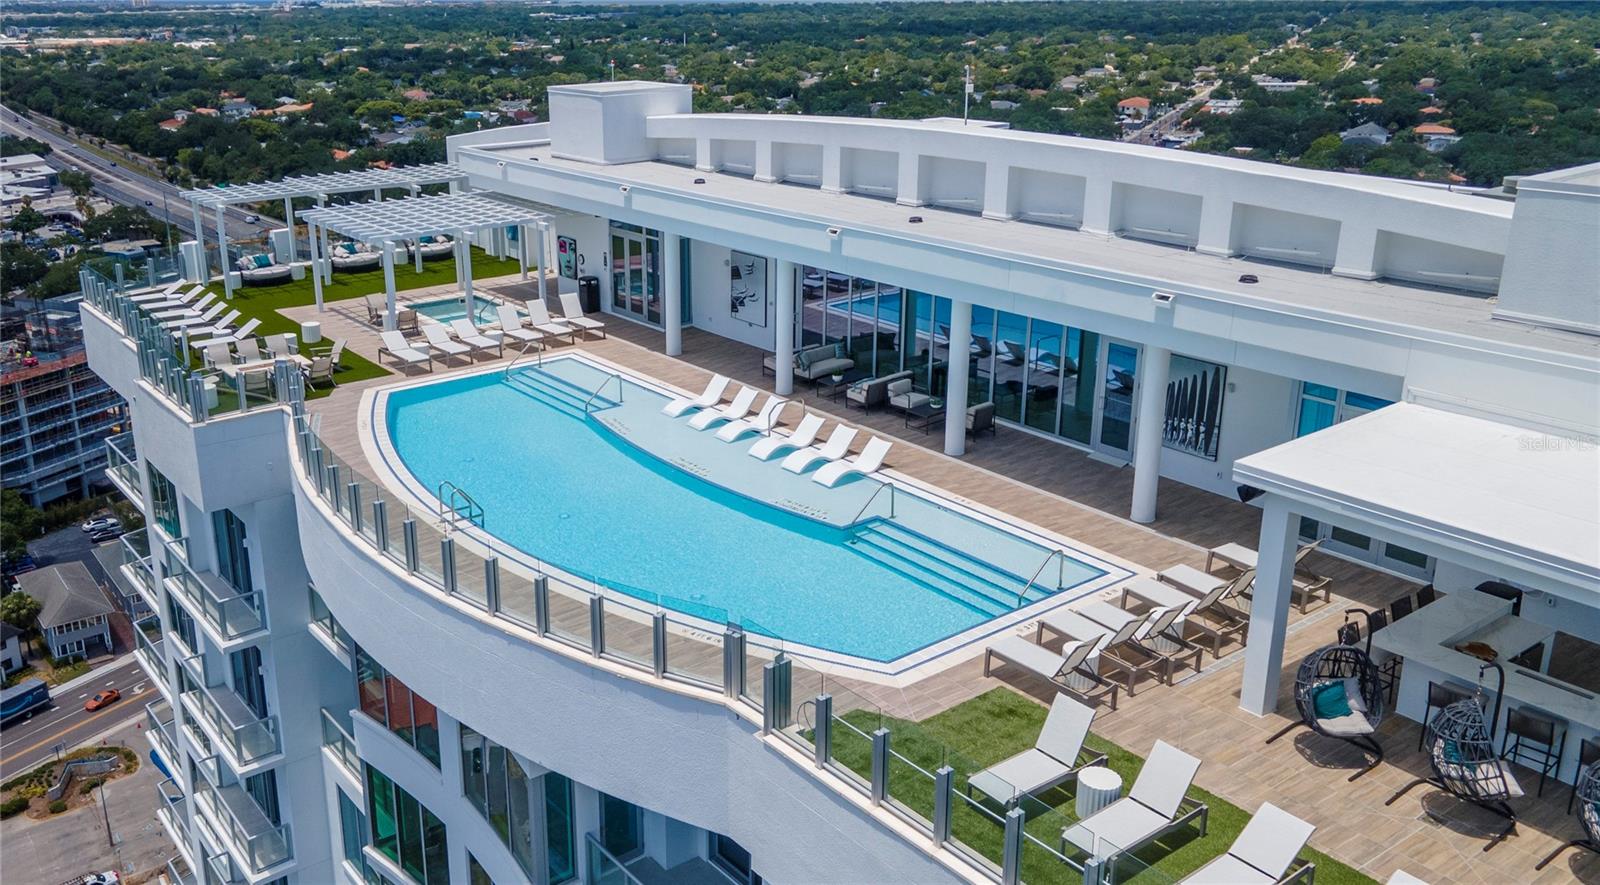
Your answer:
[81,516,120,533]
[2,554,36,576]
[89,528,124,543]
[66,872,121,885]
[84,689,121,712]
[244,213,260,224]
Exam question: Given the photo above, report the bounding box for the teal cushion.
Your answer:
[253,254,271,268]
[419,235,434,244]
[1441,740,1463,763]
[834,342,848,361]
[796,349,813,371]
[338,243,357,255]
[1312,681,1351,720]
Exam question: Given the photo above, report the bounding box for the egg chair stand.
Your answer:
[1536,760,1599,871]
[1266,642,1387,781]
[1386,662,1520,852]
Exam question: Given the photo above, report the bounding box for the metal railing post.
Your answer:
[345,482,361,532]
[870,728,890,805]
[402,519,419,572]
[234,370,247,414]
[484,557,500,613]
[813,694,832,768]
[933,766,954,846]
[440,537,457,593]
[372,500,389,551]
[324,464,339,503]
[533,577,550,635]
[588,595,604,658]
[1001,807,1025,885]
[651,612,667,678]
[762,656,791,734]
[722,626,744,698]
[310,447,326,495]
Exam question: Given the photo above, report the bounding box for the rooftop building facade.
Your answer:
[76,81,1598,885]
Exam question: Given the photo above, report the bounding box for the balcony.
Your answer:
[164,539,266,645]
[156,777,191,849]
[192,766,294,875]
[178,653,282,769]
[320,708,360,778]
[146,701,180,771]
[133,616,166,686]
[166,856,198,885]
[104,431,139,500]
[206,852,245,885]
[121,529,158,611]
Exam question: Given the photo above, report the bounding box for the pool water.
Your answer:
[411,295,499,326]
[383,357,1107,661]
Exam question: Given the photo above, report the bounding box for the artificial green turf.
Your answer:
[199,248,523,395]
[824,688,1375,885]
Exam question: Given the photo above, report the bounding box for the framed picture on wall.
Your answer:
[729,251,767,327]
[1162,355,1226,461]
[557,235,578,279]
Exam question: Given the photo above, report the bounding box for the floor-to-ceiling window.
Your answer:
[339,789,367,870]
[609,223,661,325]
[459,724,546,881]
[212,509,253,594]
[365,765,450,885]
[355,647,441,768]
[229,645,267,719]
[149,465,181,538]
[598,792,643,861]
[544,774,575,884]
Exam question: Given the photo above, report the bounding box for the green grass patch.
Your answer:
[196,248,523,396]
[822,688,1374,885]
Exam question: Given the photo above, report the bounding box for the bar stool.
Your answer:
[1390,595,1415,624]
[1500,706,1566,797]
[1415,585,1437,607]
[1572,737,1600,815]
[1419,681,1472,751]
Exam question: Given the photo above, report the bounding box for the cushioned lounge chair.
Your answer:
[812,436,891,487]
[407,235,453,261]
[966,694,1107,807]
[1121,573,1251,659]
[688,386,757,430]
[152,292,218,321]
[163,302,227,331]
[983,634,1118,710]
[448,319,503,358]
[556,292,607,339]
[663,375,731,418]
[1079,599,1202,685]
[421,323,472,363]
[176,308,241,339]
[378,330,432,371]
[139,286,207,311]
[525,299,579,344]
[1178,803,1314,885]
[128,281,189,303]
[493,305,544,348]
[716,395,788,442]
[782,425,858,474]
[1062,740,1207,873]
[1204,541,1332,613]
[750,413,824,460]
[329,242,381,271]
[192,317,260,348]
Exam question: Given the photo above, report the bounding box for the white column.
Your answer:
[459,229,475,320]
[190,202,208,281]
[774,259,796,395]
[310,223,324,312]
[1081,177,1114,236]
[517,224,529,281]
[943,299,972,456]
[896,152,922,207]
[381,242,398,331]
[215,205,231,296]
[414,236,424,273]
[1332,222,1381,280]
[1129,345,1171,524]
[821,145,843,194]
[537,221,552,307]
[282,197,296,262]
[316,195,331,283]
[373,187,382,202]
[1240,497,1299,716]
[663,233,682,356]
[982,163,1013,221]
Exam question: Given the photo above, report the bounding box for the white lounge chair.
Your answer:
[378,330,432,371]
[152,292,218,320]
[1178,803,1314,885]
[812,436,891,487]
[1062,740,1206,871]
[524,299,579,344]
[493,305,544,347]
[966,694,1106,807]
[715,395,788,442]
[265,333,296,359]
[162,302,227,330]
[1120,572,1251,659]
[448,319,503,358]
[177,308,242,339]
[781,425,858,473]
[192,317,260,348]
[1037,607,1164,696]
[749,413,824,460]
[200,341,234,368]
[556,292,607,339]
[128,281,188,303]
[421,323,472,362]
[234,338,264,365]
[662,374,731,418]
[982,635,1119,710]
[688,386,758,430]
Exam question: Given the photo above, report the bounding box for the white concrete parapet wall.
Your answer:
[1495,163,1600,335]
[548,82,692,166]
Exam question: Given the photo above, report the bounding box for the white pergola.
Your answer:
[297,191,553,330]
[180,164,467,295]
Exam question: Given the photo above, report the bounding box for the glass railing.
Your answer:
[320,708,359,775]
[584,833,646,885]
[308,585,354,657]
[163,539,266,642]
[133,616,165,681]
[206,852,244,885]
[157,777,190,845]
[192,774,293,874]
[166,856,198,885]
[120,529,157,606]
[105,431,138,493]
[146,701,179,768]
[178,653,282,766]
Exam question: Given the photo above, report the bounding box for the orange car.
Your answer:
[85,689,121,712]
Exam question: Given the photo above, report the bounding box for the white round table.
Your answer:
[1075,766,1123,820]
[300,320,322,344]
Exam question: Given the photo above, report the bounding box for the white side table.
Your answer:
[301,321,322,345]
[201,378,219,411]
[1075,766,1123,820]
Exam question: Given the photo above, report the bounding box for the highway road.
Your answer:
[0,657,159,778]
[1,103,267,242]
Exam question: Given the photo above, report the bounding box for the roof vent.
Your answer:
[1238,274,1259,284]
[908,215,924,224]
[693,177,706,184]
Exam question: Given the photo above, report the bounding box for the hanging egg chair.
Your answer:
[1536,760,1599,870]
[1265,642,1387,780]
[1386,663,1521,852]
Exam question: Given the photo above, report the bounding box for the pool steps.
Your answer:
[848,520,1046,617]
[506,368,619,418]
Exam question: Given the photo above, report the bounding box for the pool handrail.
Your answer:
[583,372,624,413]
[847,480,897,526]
[437,480,485,531]
[1018,548,1068,608]
[503,339,544,377]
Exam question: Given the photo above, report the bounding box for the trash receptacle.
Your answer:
[578,275,601,314]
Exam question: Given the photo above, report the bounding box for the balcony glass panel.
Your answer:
[120,529,156,604]
[321,707,360,775]
[193,774,294,874]
[105,431,138,493]
[133,617,165,681]
[145,701,178,766]
[164,539,266,641]
[179,654,282,765]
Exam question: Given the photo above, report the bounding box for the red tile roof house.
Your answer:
[157,118,185,131]
[1117,96,1151,120]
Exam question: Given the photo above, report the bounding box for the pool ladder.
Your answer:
[503,340,544,377]
[438,481,485,531]
[847,481,896,525]
[583,373,623,413]
[1016,548,1067,608]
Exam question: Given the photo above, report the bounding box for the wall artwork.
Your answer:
[557,235,579,279]
[729,251,767,327]
[1162,355,1226,460]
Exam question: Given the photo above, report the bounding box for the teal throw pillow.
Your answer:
[1312,681,1351,720]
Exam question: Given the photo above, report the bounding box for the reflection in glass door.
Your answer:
[608,223,661,325]
[1094,341,1139,458]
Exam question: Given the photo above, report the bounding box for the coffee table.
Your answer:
[903,400,946,433]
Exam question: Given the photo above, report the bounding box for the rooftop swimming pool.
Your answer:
[377,356,1121,664]
[410,295,499,326]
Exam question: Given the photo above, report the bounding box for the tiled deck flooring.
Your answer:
[299,289,1598,885]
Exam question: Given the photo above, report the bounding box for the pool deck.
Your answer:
[293,278,1598,885]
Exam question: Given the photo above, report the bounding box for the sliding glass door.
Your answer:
[608,223,661,325]
[1092,340,1140,459]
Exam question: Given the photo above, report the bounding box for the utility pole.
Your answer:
[963,65,973,125]
[97,781,113,848]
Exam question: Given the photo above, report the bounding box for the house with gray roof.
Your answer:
[0,622,23,675]
[1340,122,1391,147]
[17,562,113,662]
